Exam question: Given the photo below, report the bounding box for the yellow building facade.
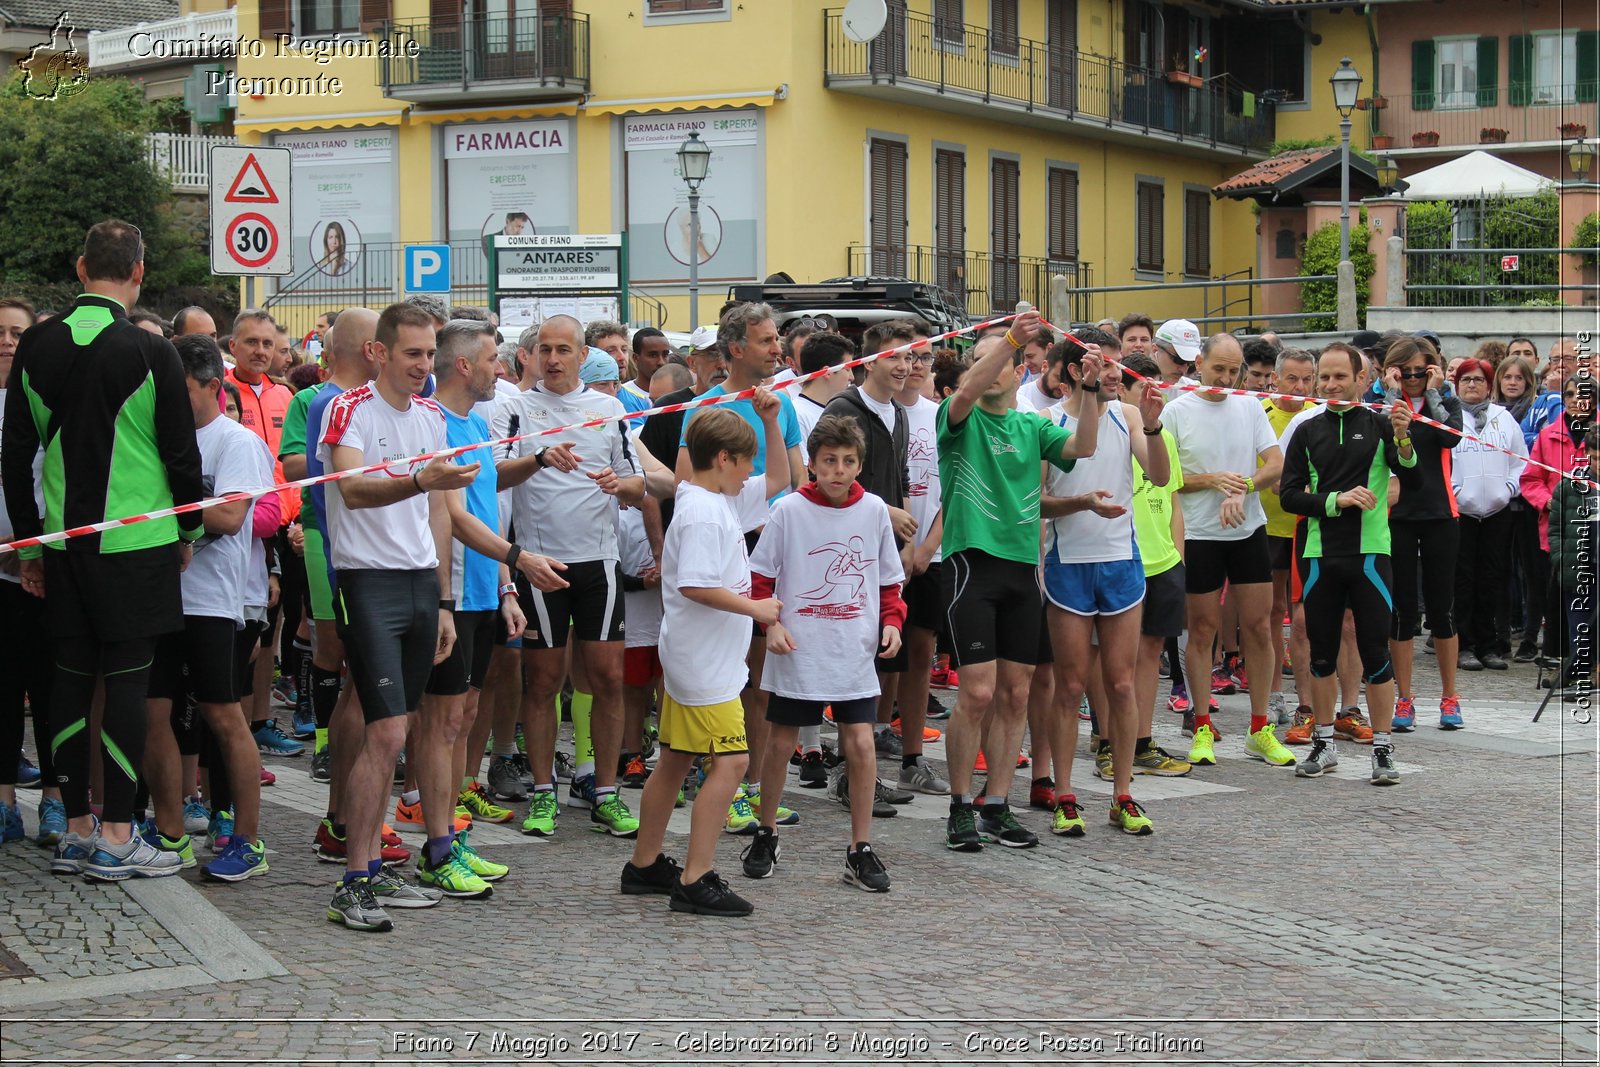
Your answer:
[227,0,1366,336]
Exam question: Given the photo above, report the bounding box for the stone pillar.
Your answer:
[1388,235,1406,308]
[1337,260,1358,331]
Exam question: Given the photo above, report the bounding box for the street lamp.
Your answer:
[1569,138,1596,181]
[1330,56,1363,264]
[1376,153,1398,193]
[676,131,713,330]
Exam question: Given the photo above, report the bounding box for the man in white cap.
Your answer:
[1153,319,1202,386]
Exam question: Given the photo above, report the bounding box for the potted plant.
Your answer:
[1371,94,1388,109]
[1356,97,1371,111]
[1166,69,1202,89]
[1373,132,1395,149]
[1412,130,1441,147]
[1560,121,1589,139]
[1480,127,1509,144]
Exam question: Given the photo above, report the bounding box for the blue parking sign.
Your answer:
[404,244,451,293]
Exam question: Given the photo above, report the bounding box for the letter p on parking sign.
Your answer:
[405,245,451,293]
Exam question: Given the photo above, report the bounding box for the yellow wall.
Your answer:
[234,0,1342,332]
[1271,9,1376,149]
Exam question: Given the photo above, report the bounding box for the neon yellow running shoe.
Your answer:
[1108,795,1154,835]
[451,830,508,882]
[520,791,559,838]
[591,793,640,838]
[724,790,758,835]
[1093,744,1115,781]
[746,788,799,827]
[1188,723,1218,766]
[416,850,493,899]
[1244,723,1297,767]
[458,784,513,823]
[1050,795,1086,837]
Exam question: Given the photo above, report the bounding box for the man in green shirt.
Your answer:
[935,309,1103,852]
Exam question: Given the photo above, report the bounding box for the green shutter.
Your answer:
[1476,36,1498,106]
[1508,35,1532,107]
[1412,39,1436,110]
[1578,30,1599,104]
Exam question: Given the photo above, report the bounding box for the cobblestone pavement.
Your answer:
[1,659,1595,1065]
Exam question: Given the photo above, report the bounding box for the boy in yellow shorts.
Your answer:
[622,402,788,916]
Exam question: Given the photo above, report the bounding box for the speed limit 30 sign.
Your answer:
[210,146,292,276]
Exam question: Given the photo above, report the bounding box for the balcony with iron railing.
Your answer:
[824,8,1275,159]
[846,243,1094,321]
[379,13,589,104]
[1375,84,1597,153]
[87,8,238,71]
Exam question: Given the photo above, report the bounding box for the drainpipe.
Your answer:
[1365,4,1380,139]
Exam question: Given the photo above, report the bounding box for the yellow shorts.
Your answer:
[658,693,747,756]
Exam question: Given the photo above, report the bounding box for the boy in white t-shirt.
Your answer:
[744,415,905,892]
[622,401,789,917]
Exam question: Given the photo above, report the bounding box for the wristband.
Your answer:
[1080,382,1100,393]
[1244,476,1256,494]
[1397,436,1412,449]
[499,583,517,599]
[1004,330,1024,350]
[439,599,456,611]
[504,543,522,568]
[412,470,423,493]
[1143,423,1163,436]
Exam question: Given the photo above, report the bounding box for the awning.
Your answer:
[407,103,581,126]
[234,109,406,132]
[582,89,781,116]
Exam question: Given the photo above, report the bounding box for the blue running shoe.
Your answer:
[1393,696,1416,733]
[51,825,97,875]
[203,836,268,882]
[139,823,196,869]
[16,754,41,788]
[183,795,210,836]
[36,796,67,847]
[207,809,235,852]
[253,719,306,757]
[0,802,23,844]
[565,773,596,810]
[1438,695,1464,730]
[290,706,316,741]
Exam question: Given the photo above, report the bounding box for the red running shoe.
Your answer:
[1029,780,1056,810]
[1210,665,1236,695]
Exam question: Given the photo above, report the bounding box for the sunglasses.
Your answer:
[784,315,836,335]
[1397,369,1431,380]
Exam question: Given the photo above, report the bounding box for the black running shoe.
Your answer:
[740,827,779,879]
[797,751,827,789]
[669,870,753,917]
[978,804,1039,848]
[620,853,682,896]
[844,843,891,892]
[945,804,983,852]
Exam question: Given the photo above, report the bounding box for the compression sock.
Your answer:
[571,691,595,777]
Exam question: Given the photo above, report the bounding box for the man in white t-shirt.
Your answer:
[497,314,645,839]
[1163,334,1295,771]
[143,334,273,881]
[319,303,479,932]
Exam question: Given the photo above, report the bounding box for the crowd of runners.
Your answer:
[0,220,1593,925]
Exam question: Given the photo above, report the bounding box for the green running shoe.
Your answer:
[417,851,493,899]
[590,793,640,838]
[520,791,559,838]
[724,790,758,835]
[452,831,508,881]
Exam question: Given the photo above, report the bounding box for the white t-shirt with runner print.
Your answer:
[902,395,942,561]
[318,385,447,572]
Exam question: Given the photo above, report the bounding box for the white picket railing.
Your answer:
[146,132,236,190]
[88,8,238,70]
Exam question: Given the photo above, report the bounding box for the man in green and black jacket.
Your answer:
[1,219,205,881]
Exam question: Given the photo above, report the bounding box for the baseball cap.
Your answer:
[1413,328,1443,350]
[1154,319,1202,363]
[688,325,720,353]
[579,347,620,385]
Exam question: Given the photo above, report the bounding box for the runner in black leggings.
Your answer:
[1380,337,1464,732]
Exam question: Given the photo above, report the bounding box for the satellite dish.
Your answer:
[842,0,888,43]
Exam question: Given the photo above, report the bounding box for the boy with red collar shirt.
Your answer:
[744,415,907,892]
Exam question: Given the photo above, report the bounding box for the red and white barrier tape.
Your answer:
[0,311,1015,554]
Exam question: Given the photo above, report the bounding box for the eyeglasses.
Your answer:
[783,315,836,335]
[910,353,935,365]
[1397,369,1431,380]
[1456,376,1487,385]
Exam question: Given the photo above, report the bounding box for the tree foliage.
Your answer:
[1404,190,1561,307]
[1297,210,1375,332]
[0,72,216,300]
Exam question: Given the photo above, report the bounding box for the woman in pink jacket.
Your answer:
[1518,375,1594,662]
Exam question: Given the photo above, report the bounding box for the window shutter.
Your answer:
[1184,189,1210,277]
[1578,30,1599,104]
[991,0,1018,56]
[870,139,908,275]
[1475,36,1498,107]
[1412,39,1436,110]
[935,150,966,296]
[1048,167,1078,263]
[936,0,963,45]
[1508,35,1533,106]
[1137,181,1163,273]
[259,0,291,38]
[991,159,1020,308]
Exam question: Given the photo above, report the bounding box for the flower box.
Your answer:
[1480,127,1509,144]
[1372,133,1394,149]
[1166,70,1203,89]
[1411,131,1440,147]
[1560,122,1589,139]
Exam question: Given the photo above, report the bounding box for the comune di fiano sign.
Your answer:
[494,234,620,290]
